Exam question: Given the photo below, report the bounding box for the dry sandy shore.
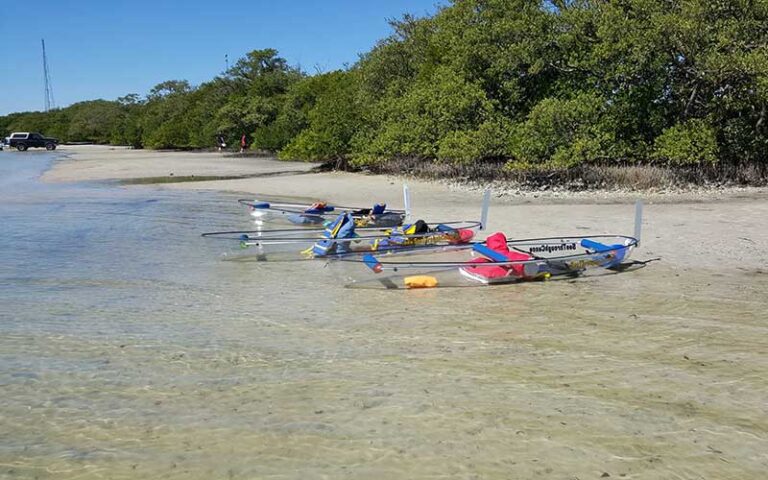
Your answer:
[44,145,768,272]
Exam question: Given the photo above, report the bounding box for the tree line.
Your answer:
[2,0,767,174]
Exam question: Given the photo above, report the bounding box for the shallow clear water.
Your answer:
[1,152,767,479]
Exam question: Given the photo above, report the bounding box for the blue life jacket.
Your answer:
[370,220,430,250]
[311,213,356,256]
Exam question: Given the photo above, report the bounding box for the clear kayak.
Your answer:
[202,215,483,262]
[238,199,406,228]
[332,234,640,289]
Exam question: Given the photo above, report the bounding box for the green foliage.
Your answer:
[508,93,620,168]
[437,119,513,163]
[2,110,65,139]
[146,80,191,100]
[215,49,304,149]
[356,67,496,161]
[227,49,295,85]
[1,1,767,173]
[428,0,554,115]
[138,80,193,149]
[652,119,719,165]
[280,71,360,161]
[67,100,124,143]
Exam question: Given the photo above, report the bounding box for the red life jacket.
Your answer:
[464,232,532,280]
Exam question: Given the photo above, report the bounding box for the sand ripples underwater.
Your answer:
[1,152,766,479]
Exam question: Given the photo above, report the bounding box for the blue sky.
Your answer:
[0,0,443,115]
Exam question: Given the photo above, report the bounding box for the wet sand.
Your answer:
[19,146,768,478]
[42,145,317,183]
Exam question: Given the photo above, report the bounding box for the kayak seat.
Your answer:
[461,232,532,281]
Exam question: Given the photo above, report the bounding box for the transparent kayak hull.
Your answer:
[203,221,483,262]
[330,235,639,289]
[239,199,406,228]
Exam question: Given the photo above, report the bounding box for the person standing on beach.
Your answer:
[240,134,247,153]
[216,134,226,152]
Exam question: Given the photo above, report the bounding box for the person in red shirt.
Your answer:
[240,134,247,153]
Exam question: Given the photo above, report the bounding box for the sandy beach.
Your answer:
[44,145,768,272]
[5,145,762,479]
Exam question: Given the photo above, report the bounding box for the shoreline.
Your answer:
[33,145,768,273]
[40,145,768,206]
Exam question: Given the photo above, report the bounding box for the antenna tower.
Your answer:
[42,39,55,111]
